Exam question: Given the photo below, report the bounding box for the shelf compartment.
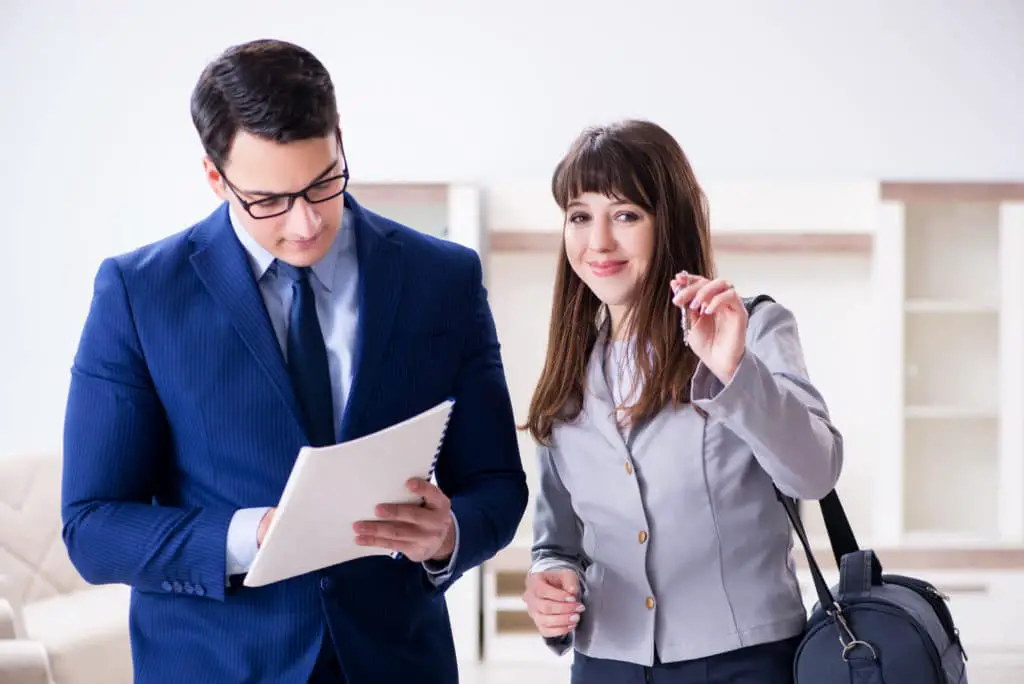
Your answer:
[904,202,1000,303]
[904,309,999,410]
[348,182,451,238]
[903,416,999,542]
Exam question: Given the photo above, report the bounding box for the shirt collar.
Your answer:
[228,205,354,292]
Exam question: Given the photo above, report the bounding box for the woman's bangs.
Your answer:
[552,138,652,212]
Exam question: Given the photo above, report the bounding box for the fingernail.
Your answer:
[570,614,580,623]
[690,300,700,310]
[701,304,708,315]
[576,604,586,612]
[564,595,577,602]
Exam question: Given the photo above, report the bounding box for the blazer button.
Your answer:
[638,531,648,544]
[646,596,655,610]
[625,462,633,475]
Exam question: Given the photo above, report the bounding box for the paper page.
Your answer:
[243,398,454,587]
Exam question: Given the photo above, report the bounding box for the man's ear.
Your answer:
[202,157,229,202]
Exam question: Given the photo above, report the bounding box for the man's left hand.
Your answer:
[354,478,455,563]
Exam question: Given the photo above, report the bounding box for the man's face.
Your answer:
[203,130,346,267]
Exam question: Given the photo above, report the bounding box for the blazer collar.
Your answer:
[226,205,356,292]
[584,323,633,458]
[187,194,405,442]
[188,203,306,435]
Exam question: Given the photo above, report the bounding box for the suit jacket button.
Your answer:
[638,531,648,544]
[625,462,633,475]
[320,577,331,591]
[645,596,655,610]
[161,581,172,592]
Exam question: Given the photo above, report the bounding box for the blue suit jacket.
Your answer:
[61,195,528,683]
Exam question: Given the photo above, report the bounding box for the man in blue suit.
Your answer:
[60,38,527,684]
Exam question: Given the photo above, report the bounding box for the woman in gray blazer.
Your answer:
[520,119,844,683]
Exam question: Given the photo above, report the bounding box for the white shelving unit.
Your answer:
[347,181,485,665]
[874,186,1024,548]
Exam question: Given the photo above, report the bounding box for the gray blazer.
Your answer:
[530,300,843,665]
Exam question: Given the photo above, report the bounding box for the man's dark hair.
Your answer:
[190,39,339,169]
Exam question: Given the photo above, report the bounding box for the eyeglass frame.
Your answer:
[216,128,350,220]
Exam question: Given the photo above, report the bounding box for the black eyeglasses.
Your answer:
[218,133,350,220]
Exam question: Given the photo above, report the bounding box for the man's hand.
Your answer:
[257,507,276,548]
[354,478,455,563]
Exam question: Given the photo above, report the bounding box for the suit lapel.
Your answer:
[584,327,633,459]
[338,196,404,439]
[188,205,305,433]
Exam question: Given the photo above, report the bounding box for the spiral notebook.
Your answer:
[243,398,455,588]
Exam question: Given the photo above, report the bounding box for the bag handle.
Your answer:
[742,295,882,605]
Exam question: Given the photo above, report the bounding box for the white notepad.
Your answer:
[243,398,455,588]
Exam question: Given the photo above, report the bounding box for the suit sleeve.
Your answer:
[691,301,844,500]
[426,251,528,591]
[61,258,234,601]
[530,444,589,655]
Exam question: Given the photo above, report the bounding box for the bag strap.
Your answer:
[742,295,882,604]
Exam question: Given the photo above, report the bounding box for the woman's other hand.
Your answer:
[523,568,586,638]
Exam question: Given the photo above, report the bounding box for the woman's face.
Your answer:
[563,192,655,329]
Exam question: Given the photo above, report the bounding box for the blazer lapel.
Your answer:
[583,326,633,459]
[188,205,304,432]
[338,195,403,439]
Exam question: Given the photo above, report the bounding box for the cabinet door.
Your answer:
[439,184,484,663]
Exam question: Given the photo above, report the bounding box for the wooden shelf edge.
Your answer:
[348,183,449,203]
[880,181,1024,203]
[486,545,1024,573]
[488,231,872,254]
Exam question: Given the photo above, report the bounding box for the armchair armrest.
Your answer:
[0,638,53,684]
[0,599,15,640]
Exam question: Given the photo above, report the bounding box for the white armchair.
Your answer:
[0,590,52,684]
[0,453,132,684]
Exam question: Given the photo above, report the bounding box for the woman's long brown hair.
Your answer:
[524,120,716,445]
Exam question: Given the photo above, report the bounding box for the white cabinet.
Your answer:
[348,182,485,664]
[873,186,1024,547]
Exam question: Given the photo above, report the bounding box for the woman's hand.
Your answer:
[670,272,748,384]
[523,568,585,638]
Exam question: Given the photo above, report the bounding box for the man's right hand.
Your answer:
[523,568,585,638]
[257,508,276,548]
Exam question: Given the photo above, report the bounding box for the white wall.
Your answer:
[2,0,1023,455]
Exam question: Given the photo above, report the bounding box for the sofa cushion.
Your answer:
[0,453,90,609]
[22,584,132,684]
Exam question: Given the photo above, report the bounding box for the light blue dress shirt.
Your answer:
[224,207,459,585]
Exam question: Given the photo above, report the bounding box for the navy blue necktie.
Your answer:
[275,261,336,447]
